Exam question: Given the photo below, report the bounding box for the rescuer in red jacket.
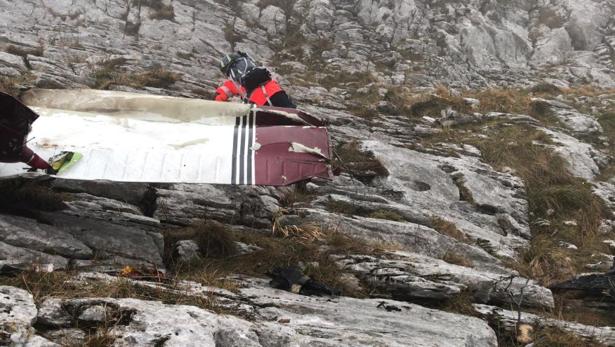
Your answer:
[215,52,296,108]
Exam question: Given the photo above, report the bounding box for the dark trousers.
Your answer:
[269,91,296,108]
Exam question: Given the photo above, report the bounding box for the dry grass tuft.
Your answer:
[0,180,69,221]
[278,184,314,208]
[0,270,232,316]
[466,88,532,114]
[334,141,389,183]
[0,74,34,96]
[474,124,610,284]
[273,222,325,241]
[324,199,406,222]
[6,45,44,57]
[180,225,385,298]
[367,209,406,222]
[143,0,175,20]
[439,290,478,317]
[408,94,469,118]
[532,326,605,347]
[442,251,473,268]
[431,217,467,241]
[92,61,180,90]
[80,329,116,347]
[164,220,237,265]
[516,235,577,286]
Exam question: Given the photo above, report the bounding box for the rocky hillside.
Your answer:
[1,0,615,346]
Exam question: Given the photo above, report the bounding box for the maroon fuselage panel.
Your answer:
[254,126,330,186]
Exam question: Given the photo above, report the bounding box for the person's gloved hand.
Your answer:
[241,68,272,91]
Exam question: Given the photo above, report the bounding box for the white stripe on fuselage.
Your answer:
[251,111,256,185]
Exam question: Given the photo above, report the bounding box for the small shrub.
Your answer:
[91,58,127,89]
[529,99,558,123]
[224,21,241,50]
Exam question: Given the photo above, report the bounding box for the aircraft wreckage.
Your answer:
[0,89,331,186]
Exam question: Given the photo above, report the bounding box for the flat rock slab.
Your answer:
[33,274,498,347]
[0,214,92,259]
[474,304,615,346]
[362,140,530,259]
[336,251,554,309]
[46,214,164,267]
[240,278,498,347]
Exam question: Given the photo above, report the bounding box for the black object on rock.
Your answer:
[268,266,340,296]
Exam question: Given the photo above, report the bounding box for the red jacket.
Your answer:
[215,79,283,106]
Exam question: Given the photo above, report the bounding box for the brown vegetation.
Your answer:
[0,74,33,97]
[334,140,389,183]
[91,60,180,90]
[0,180,69,221]
[532,326,605,347]
[142,0,175,20]
[442,251,473,267]
[162,220,387,298]
[325,199,406,222]
[431,217,467,241]
[472,125,610,284]
[6,44,44,57]
[439,290,477,316]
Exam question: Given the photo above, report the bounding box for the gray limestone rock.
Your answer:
[532,98,603,135]
[174,240,201,263]
[0,286,49,346]
[37,299,72,328]
[0,214,92,259]
[0,241,69,271]
[474,304,615,346]
[41,275,497,347]
[335,252,554,309]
